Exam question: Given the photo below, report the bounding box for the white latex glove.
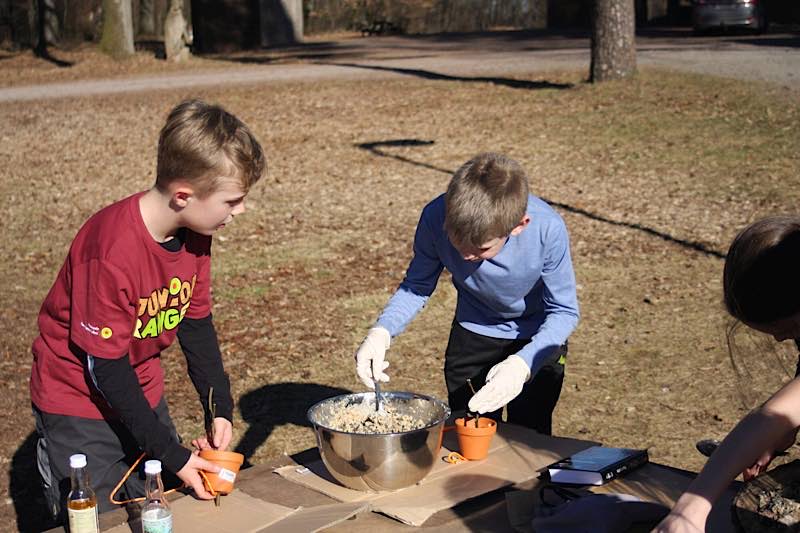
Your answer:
[468,354,531,414]
[355,326,391,389]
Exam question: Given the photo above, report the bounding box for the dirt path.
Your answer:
[1,28,798,103]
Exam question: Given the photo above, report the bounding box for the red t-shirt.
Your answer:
[30,192,212,419]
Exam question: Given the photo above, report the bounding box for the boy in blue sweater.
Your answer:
[355,152,579,433]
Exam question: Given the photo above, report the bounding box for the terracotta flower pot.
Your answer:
[199,450,244,495]
[454,417,497,460]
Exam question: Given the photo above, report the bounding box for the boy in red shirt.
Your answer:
[30,99,265,521]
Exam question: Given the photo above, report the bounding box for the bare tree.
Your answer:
[590,0,636,82]
[99,0,134,58]
[139,0,156,36]
[32,0,60,55]
[163,0,189,60]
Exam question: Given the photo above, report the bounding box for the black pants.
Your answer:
[444,321,566,435]
[33,398,182,523]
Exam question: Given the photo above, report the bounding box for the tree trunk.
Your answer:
[99,0,134,58]
[163,0,188,60]
[153,0,166,37]
[260,0,303,47]
[590,0,636,83]
[62,0,103,44]
[139,0,155,35]
[33,0,60,53]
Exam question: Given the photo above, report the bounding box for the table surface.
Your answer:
[46,442,741,533]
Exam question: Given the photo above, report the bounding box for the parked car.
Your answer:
[692,0,768,33]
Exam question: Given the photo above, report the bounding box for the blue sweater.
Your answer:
[377,193,579,374]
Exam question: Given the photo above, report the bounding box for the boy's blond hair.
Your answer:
[156,99,265,197]
[444,152,529,248]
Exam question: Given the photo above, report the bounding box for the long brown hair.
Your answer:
[723,216,800,325]
[724,216,800,406]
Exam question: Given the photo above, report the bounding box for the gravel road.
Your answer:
[0,28,797,102]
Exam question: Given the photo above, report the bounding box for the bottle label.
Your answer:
[68,507,99,533]
[142,512,173,533]
[218,468,236,483]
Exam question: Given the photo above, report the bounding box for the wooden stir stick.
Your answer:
[208,387,221,507]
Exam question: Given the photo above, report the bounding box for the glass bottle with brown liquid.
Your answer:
[67,453,99,533]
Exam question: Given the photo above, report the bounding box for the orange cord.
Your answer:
[109,453,185,505]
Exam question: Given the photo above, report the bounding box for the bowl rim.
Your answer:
[306,390,451,436]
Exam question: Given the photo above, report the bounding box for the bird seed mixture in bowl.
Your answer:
[322,396,432,434]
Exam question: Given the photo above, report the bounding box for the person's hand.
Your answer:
[651,511,705,533]
[468,354,530,414]
[191,417,233,451]
[176,451,222,500]
[743,448,776,481]
[355,326,391,389]
[742,427,797,480]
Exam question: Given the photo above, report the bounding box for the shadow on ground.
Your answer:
[211,44,371,65]
[733,35,800,47]
[206,25,800,64]
[32,47,73,68]
[317,61,574,90]
[357,139,725,259]
[235,382,352,467]
[10,432,57,533]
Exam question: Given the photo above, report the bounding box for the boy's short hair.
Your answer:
[156,99,265,197]
[444,152,529,248]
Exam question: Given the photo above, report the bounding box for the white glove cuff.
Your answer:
[369,326,391,350]
[508,354,532,382]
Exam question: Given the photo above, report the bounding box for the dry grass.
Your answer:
[1,49,799,531]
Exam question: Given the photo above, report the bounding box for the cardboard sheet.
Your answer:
[274,460,377,503]
[104,489,296,533]
[256,502,369,532]
[274,424,596,526]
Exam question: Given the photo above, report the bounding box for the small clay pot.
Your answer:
[454,417,497,460]
[199,450,244,495]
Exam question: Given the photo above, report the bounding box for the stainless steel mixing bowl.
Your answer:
[307,391,450,491]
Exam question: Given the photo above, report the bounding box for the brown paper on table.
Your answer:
[274,424,596,526]
[104,489,296,533]
[256,502,369,532]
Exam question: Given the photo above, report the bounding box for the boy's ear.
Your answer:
[510,214,531,236]
[171,185,195,208]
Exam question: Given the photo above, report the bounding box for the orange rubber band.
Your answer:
[109,453,184,505]
[444,451,469,464]
[198,470,217,497]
